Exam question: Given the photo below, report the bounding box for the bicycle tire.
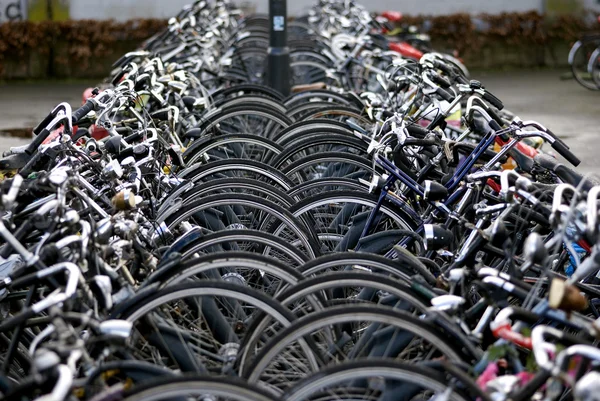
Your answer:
[283,359,473,401]
[183,133,283,165]
[289,190,418,252]
[161,193,321,258]
[159,177,296,212]
[178,159,295,192]
[120,375,279,401]
[288,177,369,199]
[112,281,300,373]
[145,251,303,294]
[569,38,600,90]
[174,228,309,266]
[270,135,369,170]
[281,152,375,184]
[242,304,471,385]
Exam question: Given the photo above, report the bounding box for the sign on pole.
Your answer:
[0,0,27,23]
[267,0,290,96]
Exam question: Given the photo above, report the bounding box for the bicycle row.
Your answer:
[1,1,600,400]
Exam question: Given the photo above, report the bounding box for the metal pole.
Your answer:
[267,0,290,96]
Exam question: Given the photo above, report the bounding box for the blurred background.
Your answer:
[2,0,600,20]
[0,0,598,171]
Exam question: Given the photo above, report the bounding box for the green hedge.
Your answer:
[0,12,599,79]
[0,19,166,79]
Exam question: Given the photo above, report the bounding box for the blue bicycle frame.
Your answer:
[356,126,514,251]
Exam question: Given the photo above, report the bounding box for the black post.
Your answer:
[267,0,290,96]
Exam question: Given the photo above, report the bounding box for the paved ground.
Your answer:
[0,71,598,173]
[0,81,98,133]
[478,69,600,175]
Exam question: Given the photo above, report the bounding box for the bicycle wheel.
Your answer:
[213,95,287,115]
[177,159,295,192]
[569,38,600,90]
[241,304,472,391]
[290,60,339,87]
[112,281,298,374]
[159,178,296,213]
[161,193,320,259]
[298,252,417,282]
[283,359,475,401]
[145,251,303,296]
[270,135,369,171]
[281,152,374,185]
[284,90,361,109]
[303,106,370,127]
[288,178,369,199]
[286,101,349,121]
[271,119,353,144]
[173,229,309,267]
[588,46,600,89]
[273,271,430,317]
[210,84,284,103]
[183,133,283,165]
[120,376,279,401]
[289,191,418,252]
[192,105,292,140]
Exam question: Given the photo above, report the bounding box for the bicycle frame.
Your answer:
[355,124,515,252]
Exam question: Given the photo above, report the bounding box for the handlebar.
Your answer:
[551,140,581,167]
[72,98,98,125]
[482,90,504,110]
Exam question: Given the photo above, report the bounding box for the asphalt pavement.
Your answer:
[0,71,597,174]
[478,69,600,175]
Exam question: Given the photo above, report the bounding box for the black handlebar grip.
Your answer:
[431,73,452,89]
[72,99,96,125]
[433,59,453,75]
[485,105,508,128]
[381,110,395,119]
[33,112,56,135]
[488,120,502,132]
[482,91,504,110]
[544,127,570,149]
[406,124,429,138]
[111,68,127,86]
[436,87,454,102]
[19,151,44,178]
[26,128,51,156]
[551,140,581,167]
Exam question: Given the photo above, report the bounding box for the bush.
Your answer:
[0,19,166,78]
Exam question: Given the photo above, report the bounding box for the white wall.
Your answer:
[69,0,547,20]
[69,0,192,20]
[256,0,543,17]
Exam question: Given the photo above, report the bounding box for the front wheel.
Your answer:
[570,39,600,90]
